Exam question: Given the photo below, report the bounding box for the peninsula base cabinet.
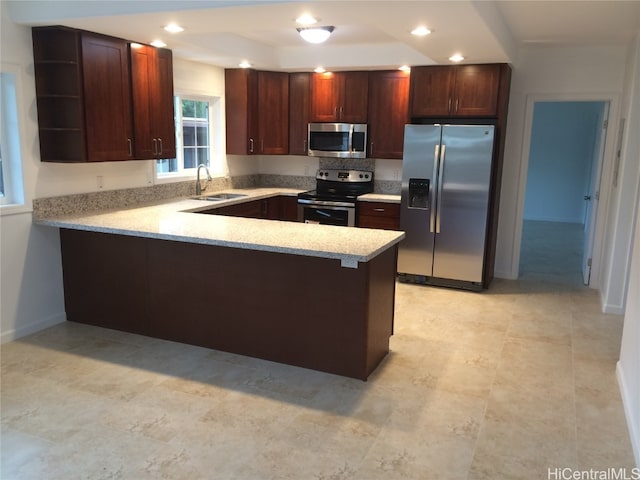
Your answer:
[60,229,396,380]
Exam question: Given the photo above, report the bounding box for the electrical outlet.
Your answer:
[393,169,400,180]
[97,175,104,189]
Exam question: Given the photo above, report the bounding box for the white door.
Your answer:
[582,102,610,285]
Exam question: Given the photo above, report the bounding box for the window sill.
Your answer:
[155,172,226,185]
[0,202,32,217]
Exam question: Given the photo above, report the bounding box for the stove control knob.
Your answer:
[359,174,363,178]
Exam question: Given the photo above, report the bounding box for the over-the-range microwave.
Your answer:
[307,123,367,159]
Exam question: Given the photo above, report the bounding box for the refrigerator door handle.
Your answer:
[436,144,446,233]
[430,145,440,233]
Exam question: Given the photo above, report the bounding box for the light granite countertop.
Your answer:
[35,188,405,268]
[359,193,401,203]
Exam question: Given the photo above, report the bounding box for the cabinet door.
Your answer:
[453,64,500,117]
[225,69,258,154]
[340,72,368,123]
[409,66,456,117]
[289,72,310,155]
[278,196,300,221]
[81,33,133,161]
[153,48,176,158]
[130,45,155,159]
[258,71,289,155]
[368,71,409,159]
[214,200,263,218]
[309,72,341,122]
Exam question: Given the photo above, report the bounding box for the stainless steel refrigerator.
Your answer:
[397,124,495,290]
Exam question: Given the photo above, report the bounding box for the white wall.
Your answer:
[618,187,640,466]
[617,33,640,466]
[495,45,630,303]
[524,101,604,223]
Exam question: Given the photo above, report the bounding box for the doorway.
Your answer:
[519,100,609,285]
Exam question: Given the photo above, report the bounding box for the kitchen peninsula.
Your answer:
[35,189,405,380]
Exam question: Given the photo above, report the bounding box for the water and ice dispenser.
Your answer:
[408,178,430,209]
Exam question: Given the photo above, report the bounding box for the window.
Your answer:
[157,96,214,178]
[0,68,24,207]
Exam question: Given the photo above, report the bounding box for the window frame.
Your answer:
[0,63,25,211]
[155,93,222,183]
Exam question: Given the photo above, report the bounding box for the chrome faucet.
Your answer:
[196,164,212,195]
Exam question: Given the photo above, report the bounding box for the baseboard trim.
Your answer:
[617,361,640,467]
[1,312,67,344]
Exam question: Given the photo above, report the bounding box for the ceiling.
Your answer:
[8,0,640,71]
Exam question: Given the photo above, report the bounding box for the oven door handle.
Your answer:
[297,199,355,208]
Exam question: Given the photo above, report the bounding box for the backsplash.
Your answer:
[33,172,399,219]
[32,175,259,219]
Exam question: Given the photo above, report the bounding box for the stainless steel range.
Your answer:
[297,169,374,227]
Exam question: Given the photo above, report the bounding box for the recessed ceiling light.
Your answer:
[296,14,318,26]
[164,23,184,34]
[399,65,411,72]
[411,26,431,37]
[239,61,252,68]
[150,39,167,48]
[130,42,143,49]
[297,26,335,44]
[314,66,326,73]
[449,54,465,62]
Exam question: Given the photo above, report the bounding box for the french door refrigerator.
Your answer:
[397,124,496,290]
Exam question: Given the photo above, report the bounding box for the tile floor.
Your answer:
[1,220,636,479]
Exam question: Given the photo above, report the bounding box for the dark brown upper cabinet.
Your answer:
[409,64,501,118]
[130,44,176,160]
[367,70,410,159]
[309,71,368,123]
[33,27,134,162]
[225,69,289,155]
[32,26,175,163]
[288,72,310,155]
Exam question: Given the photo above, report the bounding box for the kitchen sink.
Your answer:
[191,193,248,201]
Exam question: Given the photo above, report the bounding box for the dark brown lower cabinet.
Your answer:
[60,228,397,380]
[357,202,401,230]
[201,196,299,221]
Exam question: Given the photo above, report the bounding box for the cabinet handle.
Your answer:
[455,99,459,113]
[370,141,374,153]
[128,138,133,157]
[249,138,254,153]
[340,106,344,119]
[158,138,163,156]
[261,139,264,153]
[448,98,452,113]
[334,106,338,118]
[152,138,157,156]
[303,139,307,153]
[373,208,385,212]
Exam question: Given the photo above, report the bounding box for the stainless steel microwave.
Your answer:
[307,123,367,158]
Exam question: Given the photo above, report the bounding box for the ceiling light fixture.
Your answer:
[314,66,326,73]
[239,61,252,68]
[399,65,411,72]
[297,26,335,44]
[150,39,167,48]
[130,42,143,49]
[164,23,184,33]
[411,26,431,37]
[295,14,318,26]
[449,54,465,62]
